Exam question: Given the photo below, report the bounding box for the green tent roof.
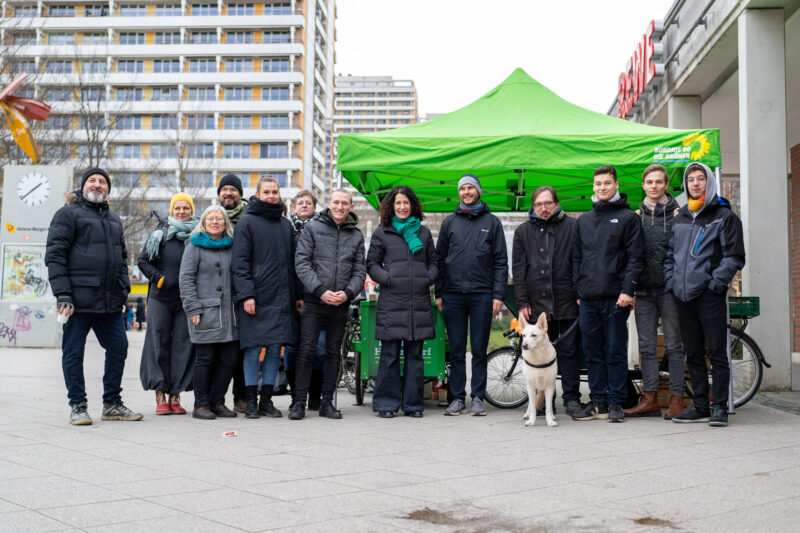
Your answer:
[337,68,720,212]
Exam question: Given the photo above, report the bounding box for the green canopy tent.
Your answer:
[337,68,721,212]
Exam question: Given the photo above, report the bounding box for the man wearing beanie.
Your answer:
[46,168,143,425]
[217,173,249,411]
[435,174,508,416]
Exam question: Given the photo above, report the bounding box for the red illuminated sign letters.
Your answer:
[618,20,659,118]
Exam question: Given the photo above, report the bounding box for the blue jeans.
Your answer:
[284,330,326,373]
[373,340,425,414]
[243,344,282,387]
[442,292,493,402]
[62,312,128,406]
[579,298,630,405]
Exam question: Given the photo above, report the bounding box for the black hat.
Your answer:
[81,167,111,191]
[217,173,243,196]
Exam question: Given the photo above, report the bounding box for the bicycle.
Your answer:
[339,301,362,403]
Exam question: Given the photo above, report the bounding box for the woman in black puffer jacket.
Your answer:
[366,186,437,418]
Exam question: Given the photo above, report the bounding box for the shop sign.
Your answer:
[617,20,663,118]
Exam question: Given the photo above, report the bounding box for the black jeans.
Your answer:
[442,292,493,402]
[193,341,239,407]
[676,289,729,409]
[549,318,581,403]
[62,312,128,406]
[372,340,425,414]
[579,298,630,405]
[294,301,348,405]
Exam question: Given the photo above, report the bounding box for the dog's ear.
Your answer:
[519,313,528,329]
[536,312,548,332]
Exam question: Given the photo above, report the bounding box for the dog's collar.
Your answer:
[523,356,556,369]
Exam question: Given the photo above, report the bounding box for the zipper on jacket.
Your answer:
[332,226,340,293]
[407,240,414,335]
[681,219,695,296]
[691,228,705,256]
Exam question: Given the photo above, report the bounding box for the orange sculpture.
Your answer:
[0,72,52,162]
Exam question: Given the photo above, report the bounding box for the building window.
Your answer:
[262,58,289,72]
[15,6,39,17]
[263,30,290,44]
[269,172,288,186]
[79,116,107,129]
[13,33,37,45]
[119,5,147,16]
[119,32,145,45]
[188,58,216,72]
[10,61,36,74]
[186,87,215,101]
[186,115,215,129]
[151,145,178,159]
[226,31,254,44]
[154,59,181,73]
[261,115,289,129]
[223,115,251,129]
[189,32,218,44]
[156,4,182,16]
[185,172,214,187]
[224,87,252,101]
[46,61,73,74]
[263,2,291,15]
[154,32,181,44]
[117,87,143,101]
[227,4,254,16]
[150,173,179,187]
[115,116,142,130]
[151,116,178,129]
[223,144,251,158]
[152,87,178,101]
[191,4,219,15]
[49,5,75,17]
[118,60,144,73]
[114,144,141,158]
[45,88,73,101]
[262,87,289,101]
[186,144,215,158]
[113,173,141,187]
[48,33,75,45]
[80,88,106,101]
[44,116,72,130]
[82,33,108,45]
[260,143,288,158]
[225,58,253,72]
[85,5,109,17]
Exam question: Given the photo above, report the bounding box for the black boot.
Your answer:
[288,401,305,420]
[244,386,260,419]
[308,370,323,411]
[319,401,342,420]
[259,385,282,418]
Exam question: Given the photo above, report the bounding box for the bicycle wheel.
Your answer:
[730,329,763,408]
[484,347,528,409]
[354,350,364,406]
[339,334,357,394]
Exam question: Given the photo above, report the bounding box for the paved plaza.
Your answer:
[1,332,799,532]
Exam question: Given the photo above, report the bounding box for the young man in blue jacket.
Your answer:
[572,166,645,423]
[665,162,745,427]
[435,174,508,416]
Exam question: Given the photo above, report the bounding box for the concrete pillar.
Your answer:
[738,9,791,390]
[667,96,702,130]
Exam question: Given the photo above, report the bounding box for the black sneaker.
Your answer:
[571,401,609,421]
[564,400,582,417]
[101,402,143,421]
[288,402,305,420]
[318,401,342,419]
[709,405,728,427]
[608,403,624,423]
[69,401,92,425]
[672,405,710,423]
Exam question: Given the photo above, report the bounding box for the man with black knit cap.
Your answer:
[435,174,508,417]
[46,168,143,425]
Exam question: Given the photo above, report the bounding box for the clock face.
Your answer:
[17,171,52,207]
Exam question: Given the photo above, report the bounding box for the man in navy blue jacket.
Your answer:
[435,174,508,416]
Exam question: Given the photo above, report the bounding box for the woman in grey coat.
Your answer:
[367,186,438,418]
[179,206,239,420]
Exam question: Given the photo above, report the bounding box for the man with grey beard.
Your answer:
[46,168,142,426]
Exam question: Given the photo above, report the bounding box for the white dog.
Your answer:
[520,312,558,427]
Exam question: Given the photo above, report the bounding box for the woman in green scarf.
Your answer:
[366,186,438,418]
[138,192,199,415]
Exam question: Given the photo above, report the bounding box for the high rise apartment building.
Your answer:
[1,0,335,220]
[332,75,417,236]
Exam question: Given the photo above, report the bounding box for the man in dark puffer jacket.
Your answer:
[46,168,142,426]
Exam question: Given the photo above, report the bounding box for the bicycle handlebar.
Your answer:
[503,329,519,339]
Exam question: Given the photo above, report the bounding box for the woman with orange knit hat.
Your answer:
[138,192,199,414]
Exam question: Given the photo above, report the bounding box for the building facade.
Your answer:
[1,0,335,251]
[608,0,800,390]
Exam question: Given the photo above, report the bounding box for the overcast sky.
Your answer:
[334,0,676,116]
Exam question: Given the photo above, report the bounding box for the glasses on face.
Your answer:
[206,216,225,223]
[533,200,555,209]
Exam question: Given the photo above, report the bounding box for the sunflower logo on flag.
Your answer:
[682,133,711,161]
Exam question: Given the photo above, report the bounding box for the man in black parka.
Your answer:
[46,168,142,425]
[571,166,645,423]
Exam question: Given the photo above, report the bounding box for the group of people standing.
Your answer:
[46,161,744,428]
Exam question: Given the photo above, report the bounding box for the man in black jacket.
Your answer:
[666,162,745,427]
[435,174,508,416]
[46,168,143,425]
[572,166,645,423]
[512,185,581,416]
[291,189,366,420]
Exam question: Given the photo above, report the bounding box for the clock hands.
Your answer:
[19,181,44,201]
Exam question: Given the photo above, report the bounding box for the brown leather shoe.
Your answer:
[210,403,238,418]
[622,391,661,417]
[192,406,216,420]
[233,399,247,413]
[664,393,684,420]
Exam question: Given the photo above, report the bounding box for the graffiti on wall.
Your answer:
[0,321,17,345]
[2,245,49,300]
